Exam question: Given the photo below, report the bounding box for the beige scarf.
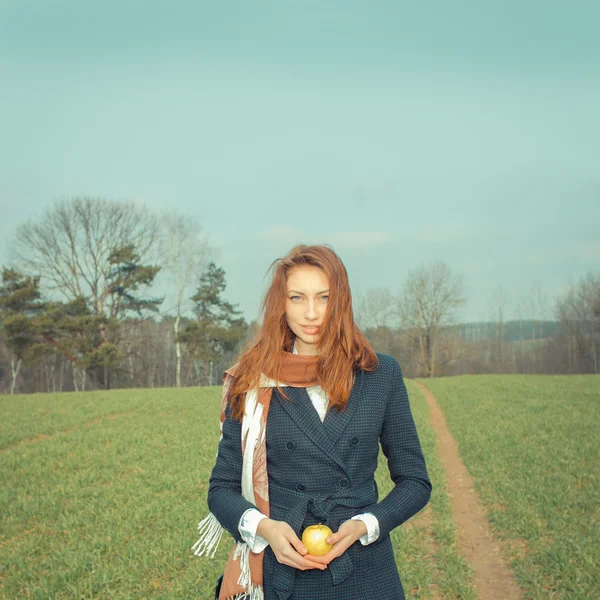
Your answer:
[192,352,320,599]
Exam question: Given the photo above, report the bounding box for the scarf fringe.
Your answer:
[223,583,264,600]
[191,512,224,558]
[231,542,264,600]
[195,369,290,600]
[233,542,251,588]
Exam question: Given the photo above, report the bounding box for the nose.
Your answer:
[305,299,320,320]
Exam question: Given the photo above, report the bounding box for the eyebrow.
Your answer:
[288,290,329,295]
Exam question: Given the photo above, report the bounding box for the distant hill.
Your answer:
[452,320,560,342]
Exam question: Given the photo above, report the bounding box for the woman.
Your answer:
[193,244,432,600]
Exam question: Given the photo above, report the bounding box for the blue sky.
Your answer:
[1,1,598,323]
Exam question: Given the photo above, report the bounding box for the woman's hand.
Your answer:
[257,518,327,571]
[306,519,367,565]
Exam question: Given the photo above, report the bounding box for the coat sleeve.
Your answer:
[366,358,432,538]
[207,402,258,543]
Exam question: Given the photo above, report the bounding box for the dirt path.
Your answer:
[414,380,522,600]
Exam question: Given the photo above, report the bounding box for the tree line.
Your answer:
[1,197,598,394]
[0,198,249,394]
[355,266,599,377]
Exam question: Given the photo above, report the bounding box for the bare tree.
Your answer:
[13,197,159,306]
[355,288,399,330]
[11,197,162,387]
[517,283,550,373]
[399,261,465,377]
[487,285,510,372]
[157,212,212,387]
[555,271,600,373]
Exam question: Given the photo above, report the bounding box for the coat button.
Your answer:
[296,483,306,492]
[286,441,296,451]
[350,436,359,447]
[339,478,350,489]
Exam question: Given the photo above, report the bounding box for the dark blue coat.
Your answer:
[208,353,432,600]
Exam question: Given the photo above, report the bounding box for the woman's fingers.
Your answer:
[287,532,308,556]
[306,549,339,565]
[306,536,351,565]
[277,544,327,570]
[308,521,365,564]
[265,520,335,570]
[306,553,329,565]
[270,529,326,570]
[295,555,328,570]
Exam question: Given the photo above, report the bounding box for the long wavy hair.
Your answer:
[227,244,378,421]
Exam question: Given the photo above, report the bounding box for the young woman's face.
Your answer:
[285,265,330,355]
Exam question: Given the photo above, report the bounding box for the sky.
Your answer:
[1,0,599,324]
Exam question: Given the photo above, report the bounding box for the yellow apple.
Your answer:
[301,523,333,556]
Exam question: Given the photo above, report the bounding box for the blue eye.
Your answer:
[288,295,328,302]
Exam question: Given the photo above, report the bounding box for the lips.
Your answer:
[302,325,320,334]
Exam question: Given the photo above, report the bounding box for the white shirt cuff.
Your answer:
[238,508,270,553]
[351,512,380,545]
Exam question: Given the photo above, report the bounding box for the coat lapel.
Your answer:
[274,370,364,476]
[323,369,364,445]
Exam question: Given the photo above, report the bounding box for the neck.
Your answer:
[293,339,319,356]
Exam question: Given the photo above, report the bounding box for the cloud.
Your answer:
[251,225,305,243]
[524,240,600,266]
[251,226,390,250]
[406,222,501,245]
[326,231,390,249]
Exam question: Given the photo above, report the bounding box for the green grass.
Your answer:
[420,375,600,600]
[1,387,227,599]
[0,389,154,448]
[1,382,473,599]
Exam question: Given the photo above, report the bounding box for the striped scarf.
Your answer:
[192,352,320,599]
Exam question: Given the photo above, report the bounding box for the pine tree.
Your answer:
[179,262,248,385]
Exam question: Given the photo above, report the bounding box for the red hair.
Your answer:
[228,244,378,420]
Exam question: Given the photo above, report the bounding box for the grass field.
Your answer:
[420,375,600,600]
[1,382,470,599]
[1,375,597,599]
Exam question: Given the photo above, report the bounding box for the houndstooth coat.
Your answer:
[207,353,432,600]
